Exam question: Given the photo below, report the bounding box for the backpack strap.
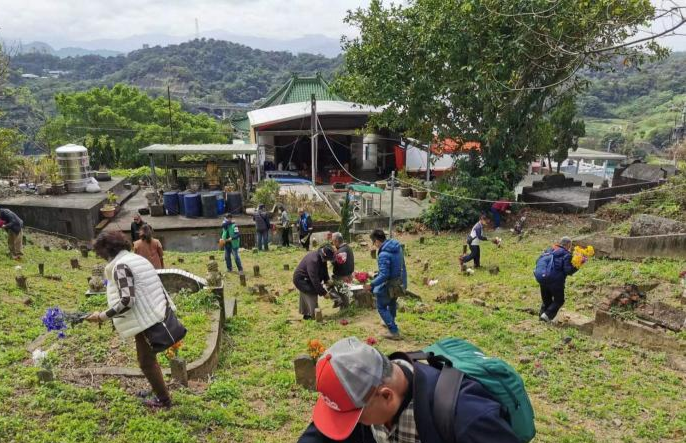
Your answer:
[433,365,463,443]
[388,351,464,443]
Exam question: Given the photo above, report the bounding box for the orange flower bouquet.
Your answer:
[307,339,326,360]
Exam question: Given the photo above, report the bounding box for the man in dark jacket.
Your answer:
[293,245,335,320]
[297,337,518,443]
[1,208,24,259]
[365,229,407,341]
[331,232,354,282]
[253,204,271,251]
[539,236,578,322]
[298,208,314,250]
[130,214,144,243]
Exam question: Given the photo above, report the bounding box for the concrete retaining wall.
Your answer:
[612,233,686,259]
[587,181,659,212]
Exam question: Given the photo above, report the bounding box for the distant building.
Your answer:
[20,73,39,79]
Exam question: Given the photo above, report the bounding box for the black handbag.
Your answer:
[142,292,187,353]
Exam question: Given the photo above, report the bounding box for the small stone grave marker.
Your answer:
[170,358,188,387]
[293,355,316,390]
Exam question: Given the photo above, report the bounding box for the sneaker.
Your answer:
[539,313,550,323]
[142,397,172,409]
[380,322,389,329]
[383,332,402,341]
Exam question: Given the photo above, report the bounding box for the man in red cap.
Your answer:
[298,337,518,443]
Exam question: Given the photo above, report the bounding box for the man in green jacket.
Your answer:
[221,214,243,273]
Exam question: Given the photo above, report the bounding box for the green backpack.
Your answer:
[421,338,536,443]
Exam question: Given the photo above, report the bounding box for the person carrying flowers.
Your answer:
[534,236,579,322]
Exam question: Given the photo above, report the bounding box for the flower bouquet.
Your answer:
[354,271,370,284]
[307,339,326,360]
[571,245,595,269]
[41,307,88,339]
[492,237,503,248]
[165,340,183,360]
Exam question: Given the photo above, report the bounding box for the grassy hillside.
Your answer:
[1,216,684,443]
[9,39,342,105]
[578,53,686,152]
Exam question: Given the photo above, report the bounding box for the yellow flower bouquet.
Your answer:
[571,245,595,269]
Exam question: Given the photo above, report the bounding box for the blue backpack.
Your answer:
[533,250,555,284]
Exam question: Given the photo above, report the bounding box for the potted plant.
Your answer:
[375,180,387,190]
[100,191,118,218]
[396,169,413,196]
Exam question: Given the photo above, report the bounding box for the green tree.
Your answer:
[548,98,586,173]
[39,84,231,167]
[0,128,23,176]
[336,0,672,186]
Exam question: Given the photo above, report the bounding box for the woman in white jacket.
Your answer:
[86,231,173,409]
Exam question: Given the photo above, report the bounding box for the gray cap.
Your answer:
[560,236,572,246]
[312,337,385,439]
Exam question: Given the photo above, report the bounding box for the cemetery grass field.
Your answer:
[0,219,684,443]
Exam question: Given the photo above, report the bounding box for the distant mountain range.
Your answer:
[4,30,342,58]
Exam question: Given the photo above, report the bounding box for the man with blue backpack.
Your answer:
[297,336,535,443]
[534,236,578,322]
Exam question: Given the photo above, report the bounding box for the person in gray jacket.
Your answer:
[253,204,271,251]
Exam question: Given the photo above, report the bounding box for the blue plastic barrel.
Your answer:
[163,191,179,215]
[212,191,225,215]
[184,193,201,217]
[201,193,217,218]
[177,191,190,216]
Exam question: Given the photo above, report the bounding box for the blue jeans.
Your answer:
[490,207,501,228]
[256,230,269,251]
[224,245,243,272]
[375,290,398,334]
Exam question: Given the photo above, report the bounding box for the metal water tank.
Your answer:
[55,144,91,192]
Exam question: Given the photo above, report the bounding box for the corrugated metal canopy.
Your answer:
[248,101,381,129]
[567,148,627,161]
[139,144,257,155]
[349,184,384,194]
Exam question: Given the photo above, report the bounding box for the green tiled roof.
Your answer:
[230,73,342,138]
[259,73,343,108]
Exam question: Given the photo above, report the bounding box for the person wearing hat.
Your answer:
[293,245,335,320]
[538,236,578,322]
[298,337,518,443]
[253,203,271,251]
[0,207,24,260]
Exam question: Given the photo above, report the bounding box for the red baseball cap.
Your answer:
[312,337,385,440]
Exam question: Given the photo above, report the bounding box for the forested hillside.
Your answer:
[577,52,686,152]
[9,38,343,104]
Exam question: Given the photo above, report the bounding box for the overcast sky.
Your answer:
[0,0,370,43]
[1,0,685,50]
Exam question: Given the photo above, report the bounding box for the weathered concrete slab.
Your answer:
[593,310,685,353]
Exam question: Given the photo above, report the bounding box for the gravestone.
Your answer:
[170,358,188,387]
[80,245,89,258]
[70,258,80,269]
[38,263,44,276]
[15,276,28,291]
[283,264,290,271]
[314,308,323,322]
[253,265,260,277]
[293,355,316,391]
[239,273,246,286]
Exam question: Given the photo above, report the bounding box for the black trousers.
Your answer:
[462,244,481,267]
[540,284,565,320]
[282,227,291,247]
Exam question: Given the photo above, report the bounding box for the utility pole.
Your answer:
[425,144,431,184]
[310,94,317,185]
[166,85,174,189]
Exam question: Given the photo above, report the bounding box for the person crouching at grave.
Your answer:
[133,224,165,269]
[293,245,335,320]
[331,232,354,283]
[297,337,519,443]
[490,199,511,230]
[364,229,406,341]
[535,236,578,322]
[460,213,498,269]
[86,231,175,409]
[221,213,243,273]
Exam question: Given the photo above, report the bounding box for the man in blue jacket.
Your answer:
[297,337,518,443]
[364,229,407,341]
[539,236,577,322]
